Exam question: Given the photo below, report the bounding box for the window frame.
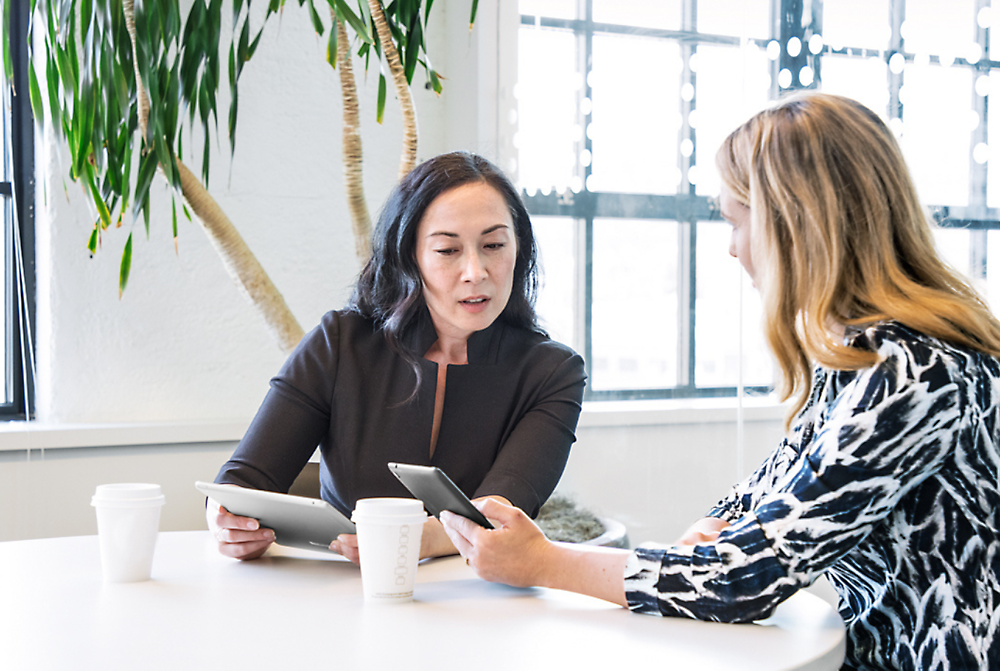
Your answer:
[1,0,36,420]
[518,0,1000,402]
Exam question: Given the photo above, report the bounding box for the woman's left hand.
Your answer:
[440,498,552,587]
[330,534,360,564]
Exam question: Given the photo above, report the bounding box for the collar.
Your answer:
[406,306,507,365]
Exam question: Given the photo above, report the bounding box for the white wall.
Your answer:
[0,406,788,543]
[34,1,500,424]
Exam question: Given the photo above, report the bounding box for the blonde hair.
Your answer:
[716,92,1000,428]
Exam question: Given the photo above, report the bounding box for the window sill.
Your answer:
[0,397,786,451]
[579,396,787,428]
[0,420,250,452]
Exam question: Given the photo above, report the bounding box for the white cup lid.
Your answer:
[91,483,165,507]
[352,497,427,523]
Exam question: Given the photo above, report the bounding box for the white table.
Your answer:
[0,531,845,670]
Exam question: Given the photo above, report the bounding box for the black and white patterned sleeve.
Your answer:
[625,336,964,622]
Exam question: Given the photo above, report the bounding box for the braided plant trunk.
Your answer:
[367,0,418,181]
[335,16,372,264]
[123,0,304,353]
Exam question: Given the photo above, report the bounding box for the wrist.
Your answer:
[529,537,563,589]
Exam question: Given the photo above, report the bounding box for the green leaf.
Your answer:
[171,197,178,246]
[376,71,386,124]
[333,0,373,44]
[133,149,158,223]
[83,162,111,230]
[470,0,479,26]
[87,227,99,255]
[306,0,325,35]
[403,12,422,84]
[1,0,12,83]
[28,65,45,123]
[428,68,441,95]
[55,46,77,96]
[119,232,133,298]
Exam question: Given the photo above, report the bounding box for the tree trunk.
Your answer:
[367,0,418,180]
[335,16,371,263]
[122,0,304,353]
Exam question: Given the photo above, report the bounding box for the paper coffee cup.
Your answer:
[351,498,427,603]
[91,483,166,583]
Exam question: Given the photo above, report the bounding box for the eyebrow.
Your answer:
[426,224,511,238]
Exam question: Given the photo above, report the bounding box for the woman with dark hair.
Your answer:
[209,152,586,563]
[441,94,1000,669]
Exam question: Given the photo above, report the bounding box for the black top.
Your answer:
[216,308,587,518]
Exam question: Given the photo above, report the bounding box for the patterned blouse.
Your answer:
[624,322,1000,670]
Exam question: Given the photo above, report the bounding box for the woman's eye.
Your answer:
[434,248,458,256]
[484,242,505,250]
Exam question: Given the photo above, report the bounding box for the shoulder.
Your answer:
[854,321,994,377]
[301,309,378,347]
[833,321,991,411]
[280,309,378,371]
[504,326,582,366]
[500,326,587,393]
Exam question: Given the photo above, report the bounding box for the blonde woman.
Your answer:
[441,93,1000,670]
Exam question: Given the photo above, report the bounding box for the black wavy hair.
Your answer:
[350,151,542,397]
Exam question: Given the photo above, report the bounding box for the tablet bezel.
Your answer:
[195,481,356,554]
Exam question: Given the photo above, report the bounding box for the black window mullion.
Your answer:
[2,0,35,420]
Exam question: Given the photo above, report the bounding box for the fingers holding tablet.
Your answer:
[206,499,275,560]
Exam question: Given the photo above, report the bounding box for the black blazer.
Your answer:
[216,308,586,518]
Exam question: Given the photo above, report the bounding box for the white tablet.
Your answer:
[195,481,356,554]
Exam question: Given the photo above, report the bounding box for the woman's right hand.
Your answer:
[676,516,730,546]
[205,497,275,560]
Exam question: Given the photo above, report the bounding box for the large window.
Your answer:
[516,0,1000,401]
[0,1,36,419]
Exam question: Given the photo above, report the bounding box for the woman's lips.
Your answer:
[459,297,490,313]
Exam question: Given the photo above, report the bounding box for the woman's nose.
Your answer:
[462,252,488,282]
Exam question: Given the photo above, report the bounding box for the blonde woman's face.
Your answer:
[720,187,756,286]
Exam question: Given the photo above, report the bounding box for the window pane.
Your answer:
[592,219,679,390]
[592,0,681,30]
[519,0,577,20]
[902,0,976,59]
[988,230,1000,312]
[987,75,1000,208]
[517,27,580,193]
[695,221,773,388]
[899,64,972,207]
[694,43,771,197]
[819,54,890,121]
[823,0,890,51]
[697,0,770,39]
[934,228,972,279]
[588,35,681,194]
[533,216,578,349]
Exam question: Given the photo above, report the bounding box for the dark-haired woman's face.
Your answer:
[415,183,517,345]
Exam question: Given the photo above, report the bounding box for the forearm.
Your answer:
[536,542,631,608]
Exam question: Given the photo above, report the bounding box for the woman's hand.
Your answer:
[676,517,730,545]
[333,495,510,566]
[440,498,552,587]
[330,534,360,564]
[205,497,275,560]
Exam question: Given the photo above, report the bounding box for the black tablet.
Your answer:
[195,481,356,553]
[387,463,494,529]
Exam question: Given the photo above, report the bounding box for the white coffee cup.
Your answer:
[91,483,166,583]
[351,498,427,603]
